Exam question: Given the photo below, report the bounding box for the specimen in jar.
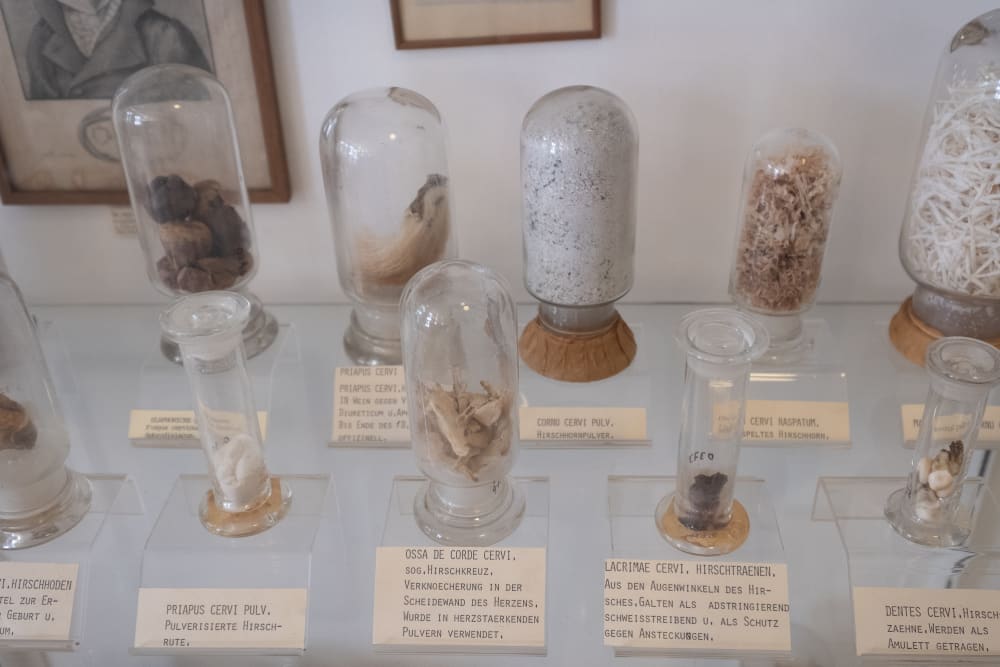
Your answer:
[210,433,269,507]
[733,146,839,312]
[913,440,963,521]
[148,174,252,293]
[904,69,1000,297]
[356,174,450,289]
[0,393,36,450]
[680,472,729,531]
[420,369,512,482]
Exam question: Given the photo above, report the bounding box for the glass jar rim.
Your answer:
[160,291,251,346]
[675,308,770,366]
[926,336,1000,386]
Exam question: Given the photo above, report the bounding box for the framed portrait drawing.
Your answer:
[390,0,601,49]
[0,0,289,204]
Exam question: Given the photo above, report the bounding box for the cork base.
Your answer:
[199,477,291,538]
[889,297,1000,366]
[656,497,750,556]
[518,313,637,382]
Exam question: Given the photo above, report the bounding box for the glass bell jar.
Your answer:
[112,64,278,364]
[519,85,639,383]
[729,128,842,359]
[885,336,1000,547]
[161,291,290,538]
[401,260,524,546]
[0,273,91,549]
[656,308,769,556]
[321,87,456,365]
[892,9,1000,365]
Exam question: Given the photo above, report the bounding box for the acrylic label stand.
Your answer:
[606,476,791,660]
[373,476,549,655]
[0,474,139,652]
[128,325,297,447]
[745,319,851,448]
[329,365,409,447]
[132,474,328,656]
[813,476,1000,664]
[518,306,651,449]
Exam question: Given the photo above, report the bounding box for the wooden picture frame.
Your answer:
[390,0,601,50]
[0,0,289,205]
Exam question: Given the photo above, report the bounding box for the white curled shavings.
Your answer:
[904,69,1000,296]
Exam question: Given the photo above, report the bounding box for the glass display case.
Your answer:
[0,273,90,549]
[891,9,1000,365]
[321,87,455,365]
[400,259,523,545]
[656,308,768,555]
[730,127,842,357]
[160,291,290,537]
[519,85,639,382]
[112,64,278,364]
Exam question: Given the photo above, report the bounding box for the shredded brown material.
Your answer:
[420,369,512,482]
[733,147,838,312]
[0,393,36,450]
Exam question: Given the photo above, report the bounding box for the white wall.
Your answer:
[0,0,994,306]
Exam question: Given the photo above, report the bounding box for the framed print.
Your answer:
[390,0,601,49]
[0,0,289,205]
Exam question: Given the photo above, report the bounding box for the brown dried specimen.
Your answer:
[355,174,450,291]
[0,393,36,450]
[150,175,254,293]
[420,370,512,482]
[733,147,838,312]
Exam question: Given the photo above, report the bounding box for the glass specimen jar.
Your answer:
[519,85,638,382]
[401,260,523,545]
[321,87,455,365]
[161,291,290,537]
[729,128,842,355]
[891,10,1000,365]
[885,337,1000,547]
[656,308,768,556]
[0,273,91,549]
[113,64,277,364]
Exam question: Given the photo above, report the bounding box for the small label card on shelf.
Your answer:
[0,562,77,643]
[901,404,1000,444]
[742,400,850,443]
[331,366,409,444]
[373,546,546,649]
[603,559,791,653]
[519,407,647,442]
[128,410,268,446]
[133,588,307,651]
[853,586,1000,657]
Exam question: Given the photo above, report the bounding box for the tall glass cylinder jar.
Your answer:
[401,260,523,545]
[729,128,842,354]
[519,85,638,382]
[657,309,768,556]
[113,64,277,364]
[321,87,455,365]
[892,10,1000,364]
[0,273,91,549]
[885,337,1000,547]
[161,291,290,537]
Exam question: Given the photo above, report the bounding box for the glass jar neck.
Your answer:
[537,303,618,335]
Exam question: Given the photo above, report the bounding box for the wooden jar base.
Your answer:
[658,498,750,555]
[518,313,637,382]
[889,297,1000,366]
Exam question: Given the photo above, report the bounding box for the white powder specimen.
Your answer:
[210,433,268,507]
[903,69,1000,296]
[521,86,637,306]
